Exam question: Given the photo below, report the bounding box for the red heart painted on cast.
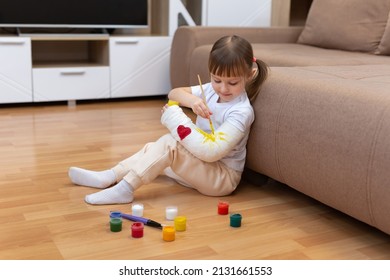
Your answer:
[177,125,191,140]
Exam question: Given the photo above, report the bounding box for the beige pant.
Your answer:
[112,133,242,196]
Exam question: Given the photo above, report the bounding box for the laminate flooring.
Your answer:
[0,98,389,260]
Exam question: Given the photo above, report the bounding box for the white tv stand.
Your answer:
[0,33,172,104]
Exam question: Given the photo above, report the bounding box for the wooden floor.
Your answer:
[1,97,390,260]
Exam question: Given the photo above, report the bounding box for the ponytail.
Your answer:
[246,59,269,103]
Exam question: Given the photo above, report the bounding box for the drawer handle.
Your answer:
[60,69,86,75]
[115,39,139,44]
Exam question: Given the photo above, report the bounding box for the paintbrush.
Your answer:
[197,74,215,134]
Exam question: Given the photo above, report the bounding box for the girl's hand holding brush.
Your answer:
[190,98,213,120]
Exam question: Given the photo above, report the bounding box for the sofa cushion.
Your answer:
[251,44,390,66]
[297,0,390,53]
[188,43,390,86]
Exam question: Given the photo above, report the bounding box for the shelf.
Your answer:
[31,40,109,67]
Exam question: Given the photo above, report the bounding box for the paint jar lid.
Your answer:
[110,211,122,218]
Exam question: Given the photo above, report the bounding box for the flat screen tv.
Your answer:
[0,0,149,30]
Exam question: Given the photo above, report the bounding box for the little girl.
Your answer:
[69,35,269,204]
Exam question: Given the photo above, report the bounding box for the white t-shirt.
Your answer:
[191,82,255,171]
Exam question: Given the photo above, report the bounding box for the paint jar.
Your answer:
[132,202,144,217]
[217,201,229,215]
[109,211,122,232]
[162,226,175,241]
[165,206,178,220]
[131,222,144,238]
[230,213,242,228]
[174,216,187,232]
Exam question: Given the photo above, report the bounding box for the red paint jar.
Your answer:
[218,201,229,215]
[131,222,144,238]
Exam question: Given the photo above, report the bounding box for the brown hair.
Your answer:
[208,35,269,103]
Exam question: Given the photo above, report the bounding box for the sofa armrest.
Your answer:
[170,26,304,87]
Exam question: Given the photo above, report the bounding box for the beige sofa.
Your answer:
[169,0,390,235]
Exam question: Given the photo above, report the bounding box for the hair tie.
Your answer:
[253,57,257,62]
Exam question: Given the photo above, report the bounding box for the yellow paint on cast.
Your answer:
[168,99,224,144]
[168,100,179,106]
[196,127,226,143]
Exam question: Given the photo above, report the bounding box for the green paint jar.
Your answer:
[110,217,122,232]
[230,213,242,228]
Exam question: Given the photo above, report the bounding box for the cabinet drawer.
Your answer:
[33,66,110,102]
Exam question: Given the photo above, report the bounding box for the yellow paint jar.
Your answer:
[174,216,187,232]
[162,226,175,241]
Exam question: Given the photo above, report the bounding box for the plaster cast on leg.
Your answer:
[84,179,134,205]
[69,167,116,189]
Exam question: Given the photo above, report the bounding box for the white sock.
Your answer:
[84,180,134,205]
[68,167,116,189]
